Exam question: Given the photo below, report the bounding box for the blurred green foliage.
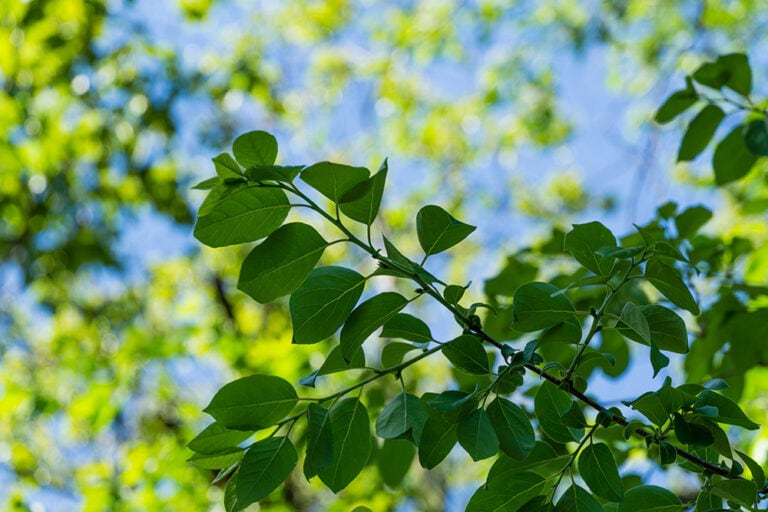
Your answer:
[1,0,768,510]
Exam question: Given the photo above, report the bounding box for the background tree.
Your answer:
[1,0,767,510]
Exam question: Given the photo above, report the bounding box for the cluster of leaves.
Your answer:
[656,53,767,185]
[189,128,765,511]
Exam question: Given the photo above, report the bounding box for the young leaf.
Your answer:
[300,161,369,203]
[442,334,490,375]
[457,408,499,461]
[300,344,367,388]
[736,450,765,487]
[203,375,298,431]
[534,381,582,443]
[713,125,758,185]
[380,342,422,368]
[338,160,387,225]
[194,186,290,247]
[645,259,700,315]
[304,403,333,480]
[193,176,221,190]
[486,397,535,460]
[377,439,415,487]
[443,284,466,305]
[376,393,428,442]
[692,60,729,90]
[578,442,623,501]
[380,313,433,343]
[236,436,297,507]
[512,282,575,332]
[416,205,476,256]
[744,118,768,156]
[232,130,278,168]
[289,266,366,344]
[340,292,408,361]
[563,221,617,275]
[417,416,457,469]
[617,485,682,512]
[318,398,372,493]
[555,484,605,512]
[620,302,651,344]
[238,223,327,303]
[213,152,243,180]
[188,422,253,455]
[466,470,546,512]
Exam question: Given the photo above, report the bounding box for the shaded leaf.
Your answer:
[617,485,682,512]
[534,381,581,443]
[442,334,490,374]
[236,436,297,507]
[304,403,333,480]
[512,282,575,332]
[578,442,623,501]
[340,292,408,361]
[677,105,725,162]
[555,484,604,512]
[645,259,700,315]
[339,160,387,225]
[378,439,415,487]
[417,417,457,469]
[486,397,535,460]
[713,125,758,185]
[318,398,372,492]
[564,221,617,275]
[457,408,499,461]
[376,393,428,442]
[466,470,546,512]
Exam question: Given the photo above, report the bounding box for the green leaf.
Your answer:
[188,422,253,455]
[194,186,290,248]
[645,259,700,315]
[621,302,651,344]
[204,375,298,430]
[711,479,757,507]
[318,398,372,493]
[380,342,422,368]
[289,266,366,345]
[340,292,408,361]
[744,119,768,156]
[578,442,623,501]
[416,204,476,256]
[443,284,466,305]
[303,403,333,480]
[675,205,712,239]
[534,381,582,443]
[422,390,479,423]
[692,61,729,90]
[377,438,415,487]
[301,161,369,203]
[677,105,725,162]
[513,282,575,332]
[244,164,304,183]
[713,125,758,185]
[487,442,569,482]
[486,397,535,460]
[417,416,457,469]
[555,484,605,512]
[224,470,241,512]
[630,393,669,427]
[457,408,499,461]
[540,317,582,345]
[655,81,698,124]
[718,53,752,96]
[659,441,676,465]
[442,334,490,375]
[694,390,760,430]
[650,340,670,377]
[236,436,297,507]
[300,344,367,387]
[564,221,617,275]
[232,130,278,167]
[617,485,682,512]
[695,490,722,511]
[237,223,327,303]
[188,448,244,470]
[618,305,688,353]
[192,176,221,190]
[376,392,428,442]
[672,413,713,446]
[213,152,244,180]
[466,470,546,512]
[338,159,387,225]
[380,313,433,343]
[736,450,765,487]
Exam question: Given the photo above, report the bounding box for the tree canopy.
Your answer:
[2,1,768,511]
